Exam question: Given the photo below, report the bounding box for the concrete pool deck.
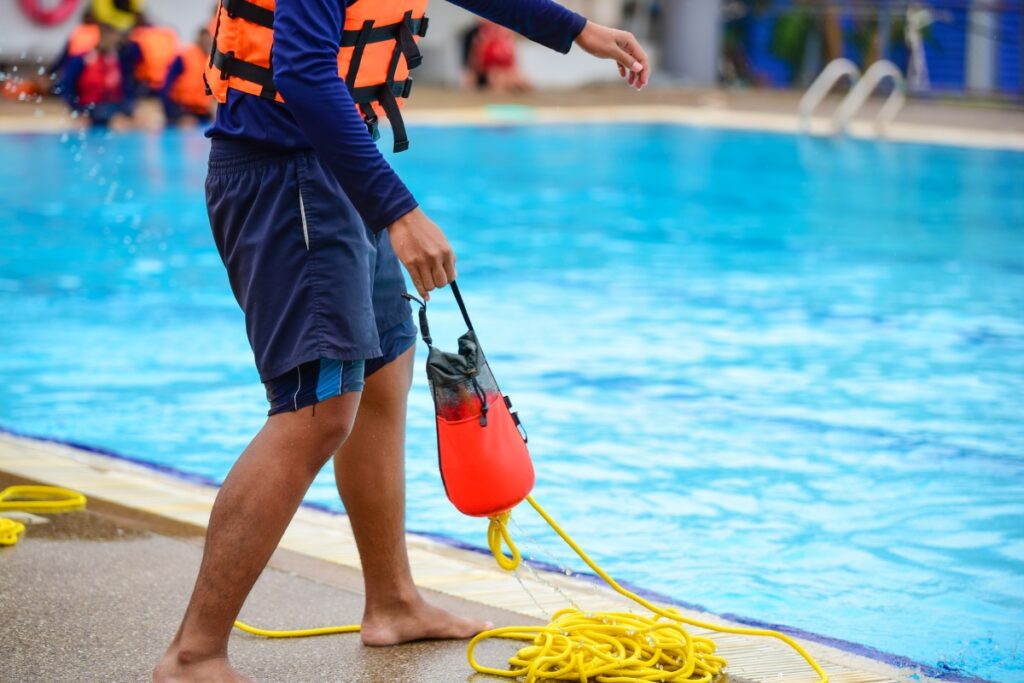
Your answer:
[0,85,1021,151]
[0,431,941,683]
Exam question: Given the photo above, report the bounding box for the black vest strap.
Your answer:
[213,2,427,152]
[212,48,277,99]
[358,101,380,142]
[221,0,274,29]
[396,15,423,68]
[450,281,474,331]
[344,19,374,90]
[340,16,427,47]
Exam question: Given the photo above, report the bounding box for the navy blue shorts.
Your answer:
[206,140,415,412]
[263,317,417,415]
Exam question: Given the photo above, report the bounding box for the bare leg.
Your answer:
[333,346,491,646]
[154,392,361,682]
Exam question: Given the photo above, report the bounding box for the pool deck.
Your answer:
[0,431,942,683]
[0,85,1022,150]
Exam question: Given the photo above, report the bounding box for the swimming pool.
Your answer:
[1,123,1021,682]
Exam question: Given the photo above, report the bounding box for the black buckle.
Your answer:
[216,50,234,80]
[363,110,380,142]
[390,78,413,99]
[417,16,429,37]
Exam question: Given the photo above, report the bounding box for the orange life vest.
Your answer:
[170,44,213,115]
[130,25,180,90]
[206,0,429,152]
[68,24,100,58]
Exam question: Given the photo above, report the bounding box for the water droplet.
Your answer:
[37,66,46,76]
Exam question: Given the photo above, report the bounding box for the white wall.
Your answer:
[0,0,215,62]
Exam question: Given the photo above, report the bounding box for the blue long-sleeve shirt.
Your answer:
[208,0,586,232]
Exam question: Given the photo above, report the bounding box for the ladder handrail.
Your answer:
[833,60,907,134]
[798,58,861,130]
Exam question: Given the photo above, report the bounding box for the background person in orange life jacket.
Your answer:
[124,13,180,96]
[46,8,100,89]
[56,22,133,129]
[161,29,215,127]
[152,1,649,681]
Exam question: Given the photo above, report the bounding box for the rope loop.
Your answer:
[488,511,522,571]
[0,485,87,547]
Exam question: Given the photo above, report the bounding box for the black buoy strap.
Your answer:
[400,292,431,346]
[450,281,474,331]
[402,281,472,347]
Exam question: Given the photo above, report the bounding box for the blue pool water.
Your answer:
[1,124,1022,682]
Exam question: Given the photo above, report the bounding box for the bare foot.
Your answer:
[152,650,253,683]
[360,597,493,647]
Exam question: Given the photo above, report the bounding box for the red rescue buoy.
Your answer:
[19,0,82,26]
[406,283,534,518]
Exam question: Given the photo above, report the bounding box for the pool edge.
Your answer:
[1,425,998,683]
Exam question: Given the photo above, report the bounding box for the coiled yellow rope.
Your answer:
[0,481,826,681]
[0,485,88,546]
[468,495,829,683]
[239,493,828,683]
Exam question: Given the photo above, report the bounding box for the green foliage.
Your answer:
[770,8,814,71]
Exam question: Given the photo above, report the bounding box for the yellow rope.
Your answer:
[0,485,87,546]
[233,621,360,638]
[466,495,829,682]
[239,493,828,683]
[0,518,25,546]
[0,481,827,681]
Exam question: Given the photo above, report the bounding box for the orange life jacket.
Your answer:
[207,0,429,152]
[130,25,180,90]
[68,23,100,58]
[170,44,213,115]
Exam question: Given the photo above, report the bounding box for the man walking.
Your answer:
[155,0,648,680]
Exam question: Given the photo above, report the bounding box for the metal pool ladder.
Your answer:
[799,58,907,137]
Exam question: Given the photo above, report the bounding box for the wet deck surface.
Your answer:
[0,472,536,683]
[0,436,929,683]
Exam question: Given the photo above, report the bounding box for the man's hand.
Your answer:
[575,21,650,90]
[388,207,457,301]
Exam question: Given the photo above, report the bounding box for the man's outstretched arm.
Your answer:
[449,0,651,89]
